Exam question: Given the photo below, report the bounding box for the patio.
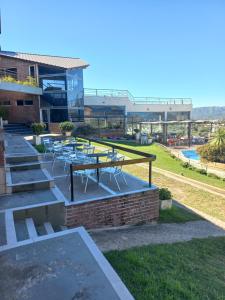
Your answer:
[39,137,159,229]
[40,137,156,203]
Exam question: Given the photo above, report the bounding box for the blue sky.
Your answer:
[1,0,225,107]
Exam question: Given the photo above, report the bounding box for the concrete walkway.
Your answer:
[90,220,225,252]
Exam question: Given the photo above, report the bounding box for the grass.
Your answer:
[106,237,225,300]
[101,140,225,189]
[159,205,201,223]
[124,164,225,222]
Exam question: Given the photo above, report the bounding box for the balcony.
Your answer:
[0,70,43,95]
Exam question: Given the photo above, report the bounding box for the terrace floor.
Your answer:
[0,228,133,300]
[42,157,151,203]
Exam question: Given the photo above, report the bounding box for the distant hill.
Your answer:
[191,106,225,120]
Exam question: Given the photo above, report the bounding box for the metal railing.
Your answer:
[84,88,192,105]
[0,69,37,86]
[70,138,156,201]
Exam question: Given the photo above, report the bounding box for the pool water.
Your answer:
[182,150,200,161]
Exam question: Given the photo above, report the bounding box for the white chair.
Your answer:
[100,155,127,191]
[72,157,96,193]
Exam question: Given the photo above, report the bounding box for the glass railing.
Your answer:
[84,88,192,105]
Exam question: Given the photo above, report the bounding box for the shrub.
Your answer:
[197,168,207,175]
[59,121,75,133]
[134,128,140,134]
[31,122,46,136]
[159,188,172,200]
[181,162,191,168]
[72,124,96,136]
[0,106,9,120]
[35,144,45,153]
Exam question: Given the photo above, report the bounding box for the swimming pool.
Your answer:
[182,150,200,161]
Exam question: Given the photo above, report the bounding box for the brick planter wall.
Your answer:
[65,188,159,229]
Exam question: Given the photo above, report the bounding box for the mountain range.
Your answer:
[191,106,225,120]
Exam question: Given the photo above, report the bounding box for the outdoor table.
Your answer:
[63,143,83,151]
[86,152,112,183]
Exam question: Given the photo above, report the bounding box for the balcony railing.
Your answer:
[84,88,192,105]
[0,69,37,87]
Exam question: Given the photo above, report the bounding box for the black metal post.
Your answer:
[70,164,74,202]
[149,161,152,187]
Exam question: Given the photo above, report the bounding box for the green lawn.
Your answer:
[106,237,225,300]
[100,140,225,189]
[159,205,201,223]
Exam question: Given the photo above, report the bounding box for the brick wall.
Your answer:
[0,56,37,81]
[49,123,61,133]
[0,92,40,123]
[65,188,159,229]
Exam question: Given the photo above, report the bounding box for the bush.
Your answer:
[197,168,207,175]
[72,124,96,136]
[35,144,45,153]
[0,106,9,120]
[181,162,191,168]
[159,188,172,200]
[31,122,46,135]
[59,121,75,133]
[134,128,140,134]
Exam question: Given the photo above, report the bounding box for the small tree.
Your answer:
[59,121,75,134]
[31,122,46,136]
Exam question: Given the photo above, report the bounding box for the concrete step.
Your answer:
[14,219,29,241]
[44,222,55,234]
[6,168,54,193]
[0,212,7,246]
[5,210,17,246]
[36,224,47,236]
[5,154,39,164]
[25,218,38,239]
[6,161,41,172]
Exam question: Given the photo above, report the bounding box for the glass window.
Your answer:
[50,109,68,122]
[17,100,24,106]
[24,100,33,106]
[29,66,35,77]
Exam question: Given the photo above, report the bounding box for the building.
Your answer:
[84,88,192,122]
[0,50,192,134]
[0,51,89,131]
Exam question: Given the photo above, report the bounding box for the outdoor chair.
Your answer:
[100,155,127,191]
[83,145,95,155]
[72,157,97,193]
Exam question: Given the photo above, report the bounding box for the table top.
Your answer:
[87,152,109,158]
[63,143,84,147]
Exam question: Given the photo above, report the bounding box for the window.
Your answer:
[17,100,24,106]
[24,100,33,106]
[29,65,35,78]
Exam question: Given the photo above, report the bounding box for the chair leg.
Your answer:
[84,176,89,193]
[122,173,128,185]
[114,175,121,191]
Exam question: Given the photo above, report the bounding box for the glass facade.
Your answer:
[39,65,84,123]
[67,68,84,121]
[127,112,165,122]
[167,111,190,121]
[84,105,125,117]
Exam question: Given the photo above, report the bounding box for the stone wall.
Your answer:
[65,188,159,229]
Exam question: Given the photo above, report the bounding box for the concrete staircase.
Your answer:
[3,123,33,135]
[0,209,67,249]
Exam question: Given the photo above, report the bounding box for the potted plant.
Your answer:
[59,121,75,137]
[0,106,9,125]
[148,133,153,144]
[31,122,46,145]
[134,128,140,142]
[159,188,172,210]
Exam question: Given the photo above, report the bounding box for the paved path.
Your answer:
[90,220,225,252]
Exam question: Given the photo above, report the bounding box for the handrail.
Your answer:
[69,137,156,201]
[84,88,192,105]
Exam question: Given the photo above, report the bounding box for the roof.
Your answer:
[0,51,89,69]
